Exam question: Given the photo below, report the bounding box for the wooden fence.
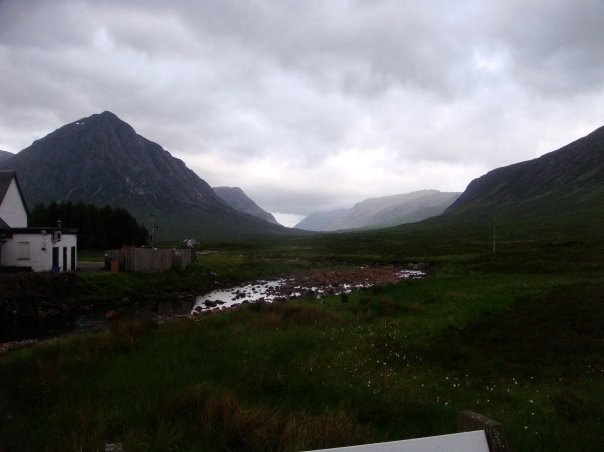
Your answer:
[105,248,193,273]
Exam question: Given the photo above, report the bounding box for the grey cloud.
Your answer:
[89,0,480,98]
[485,0,604,96]
[251,186,360,217]
[1,0,603,215]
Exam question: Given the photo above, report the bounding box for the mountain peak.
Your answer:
[99,110,118,118]
[213,186,279,225]
[2,113,291,240]
[90,110,124,124]
[69,111,133,132]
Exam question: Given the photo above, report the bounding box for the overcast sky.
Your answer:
[1,0,603,226]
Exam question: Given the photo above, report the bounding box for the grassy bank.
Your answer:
[1,240,602,450]
[0,252,319,318]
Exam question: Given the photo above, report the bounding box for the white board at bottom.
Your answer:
[306,430,489,452]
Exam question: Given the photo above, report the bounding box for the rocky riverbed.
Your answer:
[192,264,427,314]
[1,263,428,352]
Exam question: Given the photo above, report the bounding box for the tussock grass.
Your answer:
[427,284,604,378]
[242,301,342,328]
[108,317,159,348]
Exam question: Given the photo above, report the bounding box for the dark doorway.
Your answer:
[71,246,76,271]
[62,247,67,272]
[52,247,59,271]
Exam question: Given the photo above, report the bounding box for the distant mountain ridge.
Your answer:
[296,190,460,231]
[295,209,349,231]
[213,186,279,225]
[0,151,13,163]
[0,111,294,241]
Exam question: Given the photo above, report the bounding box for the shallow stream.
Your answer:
[1,267,426,347]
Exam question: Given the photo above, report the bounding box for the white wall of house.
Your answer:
[0,178,28,227]
[0,232,77,272]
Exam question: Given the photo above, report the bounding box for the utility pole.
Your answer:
[492,215,496,253]
[149,214,155,248]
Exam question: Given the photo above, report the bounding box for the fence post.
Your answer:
[458,411,510,452]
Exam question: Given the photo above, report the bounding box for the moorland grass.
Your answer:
[1,248,602,451]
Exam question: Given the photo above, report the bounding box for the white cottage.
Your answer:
[0,172,77,272]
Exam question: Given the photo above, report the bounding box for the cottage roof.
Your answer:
[0,172,14,200]
[0,171,29,217]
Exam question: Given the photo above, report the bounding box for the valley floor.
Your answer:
[0,245,603,451]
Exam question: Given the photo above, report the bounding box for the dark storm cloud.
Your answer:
[1,0,603,221]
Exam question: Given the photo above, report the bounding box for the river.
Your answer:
[0,266,426,349]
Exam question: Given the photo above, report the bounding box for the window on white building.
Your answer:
[17,241,30,260]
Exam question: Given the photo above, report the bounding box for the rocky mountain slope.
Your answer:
[296,190,460,231]
[213,186,279,225]
[0,112,294,241]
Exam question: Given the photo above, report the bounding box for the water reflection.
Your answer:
[192,269,426,314]
[192,279,286,313]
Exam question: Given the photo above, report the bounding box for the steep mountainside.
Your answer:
[431,124,604,241]
[0,112,294,241]
[213,186,279,225]
[296,190,460,231]
[446,125,604,216]
[0,151,13,163]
